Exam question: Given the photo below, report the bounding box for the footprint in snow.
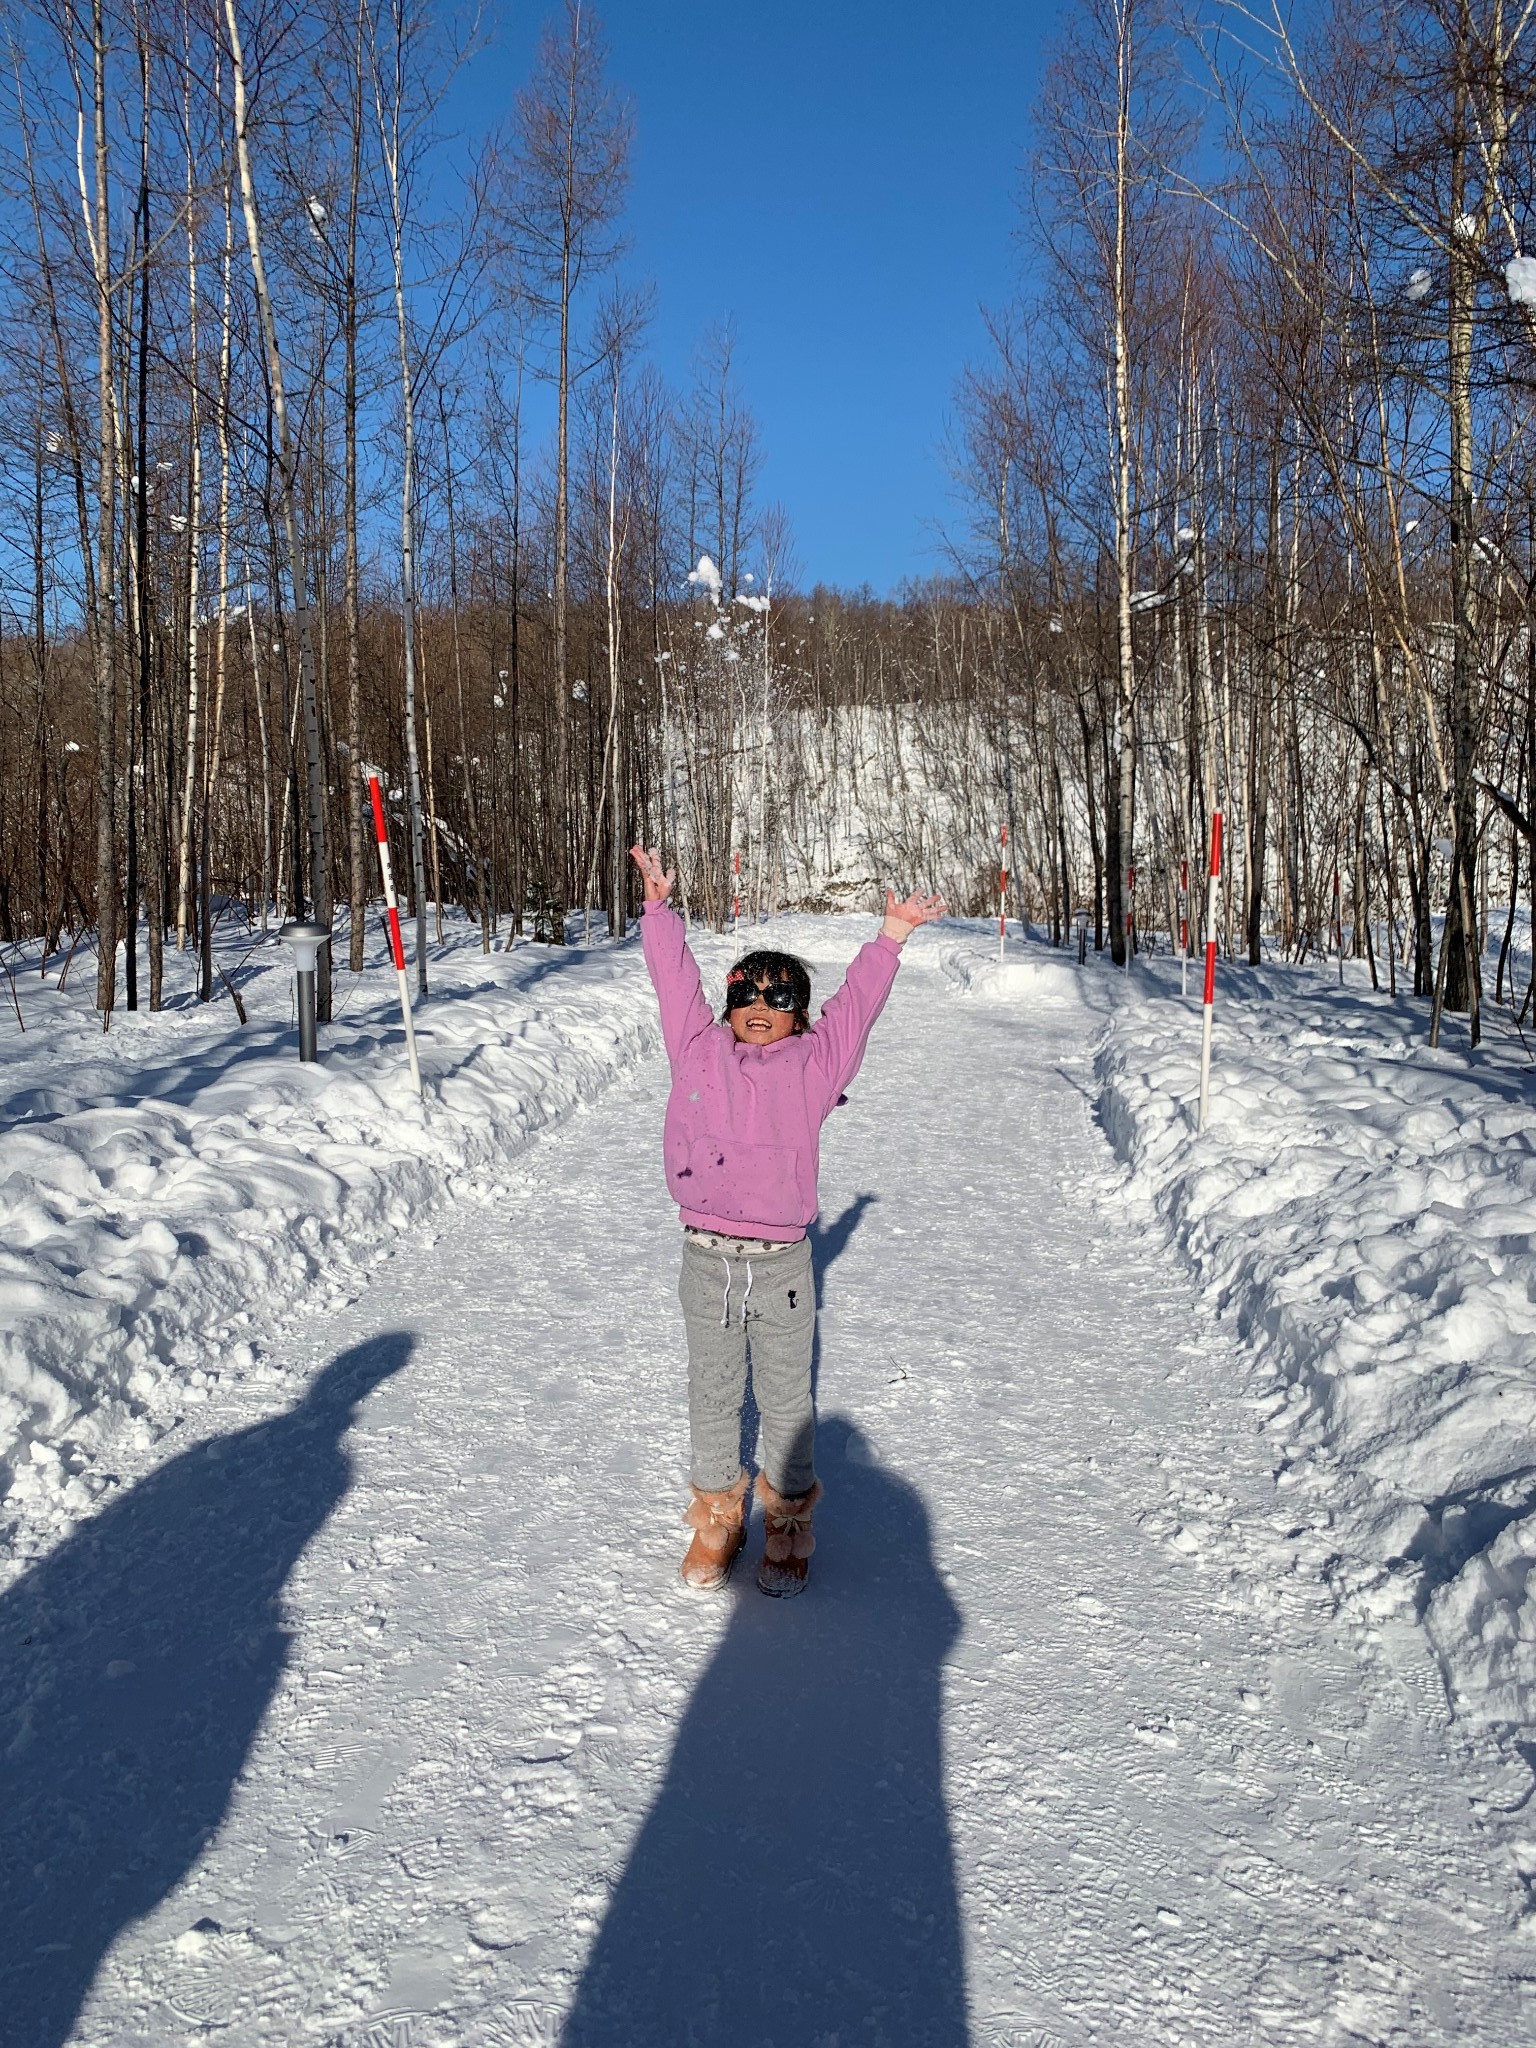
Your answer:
[481,2003,562,2047]
[1133,1723,1179,1750]
[172,1917,223,1959]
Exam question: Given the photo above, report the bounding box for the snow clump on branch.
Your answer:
[687,554,723,603]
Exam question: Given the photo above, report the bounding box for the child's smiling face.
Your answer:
[728,982,800,1046]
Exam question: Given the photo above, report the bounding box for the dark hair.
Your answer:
[725,949,813,1032]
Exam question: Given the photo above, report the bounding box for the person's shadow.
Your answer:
[0,1332,414,2048]
[808,1190,878,1285]
[736,1193,879,1469]
[562,1414,969,2047]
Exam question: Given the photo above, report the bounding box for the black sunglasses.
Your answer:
[725,979,800,1014]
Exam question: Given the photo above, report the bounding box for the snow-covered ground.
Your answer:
[0,914,659,1577]
[2,914,1533,2044]
[1094,944,1536,1843]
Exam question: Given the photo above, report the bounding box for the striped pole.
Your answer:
[1197,809,1223,1133]
[998,823,1008,962]
[368,773,423,1098]
[1179,858,1190,998]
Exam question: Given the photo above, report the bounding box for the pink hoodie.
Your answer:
[640,901,902,1240]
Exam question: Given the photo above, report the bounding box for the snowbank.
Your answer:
[1095,953,1536,1750]
[930,932,1083,1010]
[0,914,659,1577]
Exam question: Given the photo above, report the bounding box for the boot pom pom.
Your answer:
[683,1473,749,1549]
[756,1475,822,1561]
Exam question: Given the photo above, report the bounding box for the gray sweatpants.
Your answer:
[678,1231,817,1499]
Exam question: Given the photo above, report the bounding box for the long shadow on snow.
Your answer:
[562,1414,968,2048]
[808,1190,879,1399]
[737,1192,878,1469]
[809,1189,879,1284]
[0,1331,414,2047]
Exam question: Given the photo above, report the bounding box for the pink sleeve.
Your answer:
[640,900,715,1069]
[805,933,901,1112]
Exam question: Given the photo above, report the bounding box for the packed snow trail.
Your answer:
[6,927,1529,2046]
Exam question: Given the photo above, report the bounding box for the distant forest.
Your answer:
[2,0,1534,1051]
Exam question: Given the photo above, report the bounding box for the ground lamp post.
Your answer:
[279,920,330,1062]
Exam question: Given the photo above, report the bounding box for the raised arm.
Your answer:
[633,846,714,1068]
[808,889,945,1107]
[880,889,946,945]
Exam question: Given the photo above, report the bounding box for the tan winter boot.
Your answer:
[680,1472,750,1590]
[755,1475,823,1599]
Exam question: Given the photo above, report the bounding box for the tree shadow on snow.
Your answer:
[562,1414,969,2048]
[0,1331,414,2048]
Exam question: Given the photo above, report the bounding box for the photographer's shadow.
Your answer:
[564,1414,969,2047]
[0,1332,414,2048]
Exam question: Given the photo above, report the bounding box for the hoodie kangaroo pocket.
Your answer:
[680,1135,802,1224]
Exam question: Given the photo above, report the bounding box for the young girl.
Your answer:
[630,845,944,1598]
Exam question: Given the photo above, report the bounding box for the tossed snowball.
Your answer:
[1506,254,1536,306]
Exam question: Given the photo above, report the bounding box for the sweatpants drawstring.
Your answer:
[718,1253,756,1328]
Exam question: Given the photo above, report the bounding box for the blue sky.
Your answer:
[456,1,1057,593]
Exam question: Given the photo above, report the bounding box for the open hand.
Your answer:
[882,889,946,943]
[630,845,675,903]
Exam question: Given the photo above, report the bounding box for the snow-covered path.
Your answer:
[8,934,1529,2046]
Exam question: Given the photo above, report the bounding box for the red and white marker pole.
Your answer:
[368,773,423,1098]
[998,823,1009,962]
[1179,858,1190,998]
[1197,809,1223,1133]
[733,849,741,939]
